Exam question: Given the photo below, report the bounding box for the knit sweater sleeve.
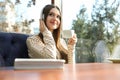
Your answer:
[67,45,75,64]
[60,39,75,64]
[26,30,57,59]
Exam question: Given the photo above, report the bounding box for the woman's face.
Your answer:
[46,8,61,32]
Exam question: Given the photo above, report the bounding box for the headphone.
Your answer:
[42,14,44,20]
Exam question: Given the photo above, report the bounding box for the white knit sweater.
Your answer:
[26,30,75,64]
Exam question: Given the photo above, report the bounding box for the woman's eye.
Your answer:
[57,15,61,19]
[48,13,54,16]
[48,12,61,20]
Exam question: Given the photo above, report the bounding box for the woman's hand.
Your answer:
[68,33,77,45]
[39,19,48,33]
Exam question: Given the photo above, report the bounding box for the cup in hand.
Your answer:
[62,30,74,38]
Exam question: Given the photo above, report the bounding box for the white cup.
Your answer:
[62,30,74,38]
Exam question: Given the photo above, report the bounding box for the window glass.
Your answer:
[63,0,120,63]
[0,0,51,34]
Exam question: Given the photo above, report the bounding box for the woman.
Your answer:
[26,4,77,64]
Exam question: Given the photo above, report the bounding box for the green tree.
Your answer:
[72,0,120,52]
[72,0,120,62]
[72,5,95,62]
[91,0,120,52]
[72,5,91,39]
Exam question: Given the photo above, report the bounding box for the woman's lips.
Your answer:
[50,21,57,25]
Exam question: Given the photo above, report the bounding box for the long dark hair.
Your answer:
[39,4,61,45]
[39,4,68,63]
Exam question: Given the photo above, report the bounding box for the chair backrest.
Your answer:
[0,32,29,66]
[0,54,5,67]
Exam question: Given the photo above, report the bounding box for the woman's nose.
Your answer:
[53,16,57,20]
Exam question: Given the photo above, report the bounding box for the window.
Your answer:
[0,0,51,34]
[63,0,120,63]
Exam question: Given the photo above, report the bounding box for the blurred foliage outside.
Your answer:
[72,0,120,62]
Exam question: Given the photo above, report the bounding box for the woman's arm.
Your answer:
[26,30,57,59]
[61,33,77,64]
[68,33,77,63]
[60,38,75,64]
[67,45,75,64]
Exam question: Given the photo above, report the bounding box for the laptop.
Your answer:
[14,58,65,70]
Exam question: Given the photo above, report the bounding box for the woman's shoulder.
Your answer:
[27,35,41,41]
[27,34,39,39]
